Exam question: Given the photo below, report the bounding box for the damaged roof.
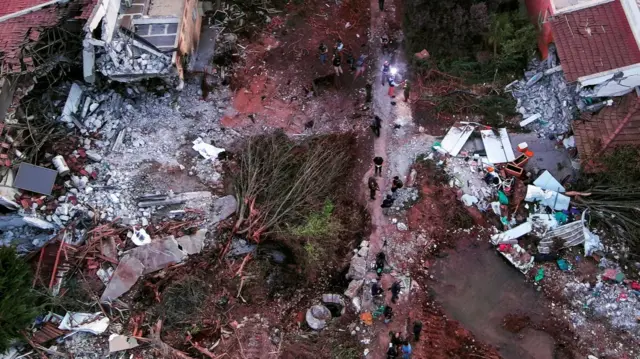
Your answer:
[550,0,640,82]
[573,93,640,167]
[0,0,97,74]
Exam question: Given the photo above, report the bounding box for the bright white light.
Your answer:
[390,67,398,75]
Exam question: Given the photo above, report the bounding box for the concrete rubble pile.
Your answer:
[94,33,174,80]
[0,78,236,253]
[507,49,580,137]
[564,269,640,335]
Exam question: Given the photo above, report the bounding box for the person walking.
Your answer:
[365,82,373,102]
[335,39,344,53]
[386,343,398,359]
[379,0,384,11]
[368,176,380,200]
[401,341,412,359]
[372,281,384,297]
[403,80,411,102]
[381,35,390,55]
[381,194,394,208]
[412,321,423,342]
[318,42,328,64]
[333,54,343,76]
[383,305,393,324]
[391,176,403,193]
[371,116,382,137]
[381,61,390,85]
[353,54,367,80]
[390,281,402,303]
[376,251,385,277]
[388,76,396,97]
[373,156,384,176]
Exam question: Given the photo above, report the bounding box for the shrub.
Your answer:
[0,246,41,352]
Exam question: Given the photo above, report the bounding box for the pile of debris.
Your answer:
[94,33,174,80]
[564,268,640,335]
[506,50,580,137]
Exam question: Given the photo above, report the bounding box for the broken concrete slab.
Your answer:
[60,84,83,123]
[100,256,144,303]
[23,217,56,230]
[520,113,541,127]
[346,256,367,280]
[176,229,207,255]
[127,236,185,275]
[109,334,139,353]
[101,234,206,302]
[344,279,364,299]
[211,195,237,224]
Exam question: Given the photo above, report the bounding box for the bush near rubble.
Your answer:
[0,247,42,352]
[404,0,537,83]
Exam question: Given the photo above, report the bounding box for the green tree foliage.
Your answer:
[405,0,537,82]
[0,247,41,352]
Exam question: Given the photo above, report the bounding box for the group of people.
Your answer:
[386,323,423,359]
[368,156,403,208]
[318,39,367,81]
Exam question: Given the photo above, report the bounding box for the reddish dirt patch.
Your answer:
[503,313,532,333]
[223,0,371,134]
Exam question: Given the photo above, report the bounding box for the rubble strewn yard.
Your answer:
[4,0,640,358]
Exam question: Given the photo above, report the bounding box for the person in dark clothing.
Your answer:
[403,80,411,102]
[346,53,356,71]
[375,251,385,277]
[318,42,328,64]
[372,281,384,297]
[381,194,394,208]
[379,0,384,11]
[365,82,373,102]
[368,176,380,200]
[391,176,404,193]
[386,343,398,359]
[412,321,423,341]
[381,36,390,55]
[371,116,382,137]
[373,156,384,176]
[383,305,393,323]
[390,281,402,303]
[390,332,403,346]
[333,54,343,76]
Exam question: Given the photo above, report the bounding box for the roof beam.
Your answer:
[0,0,69,23]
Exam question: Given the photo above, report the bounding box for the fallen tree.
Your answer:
[232,132,354,242]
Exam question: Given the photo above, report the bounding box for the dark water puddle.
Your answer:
[429,240,555,359]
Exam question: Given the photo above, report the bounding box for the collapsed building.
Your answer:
[82,0,203,84]
[525,0,640,98]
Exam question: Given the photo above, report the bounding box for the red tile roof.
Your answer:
[550,0,640,82]
[573,93,640,170]
[0,0,53,17]
[0,0,97,74]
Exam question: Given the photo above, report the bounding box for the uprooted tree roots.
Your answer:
[232,132,355,243]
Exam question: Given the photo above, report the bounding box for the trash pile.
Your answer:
[431,122,600,273]
[506,50,580,137]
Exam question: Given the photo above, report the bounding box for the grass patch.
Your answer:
[290,200,340,237]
